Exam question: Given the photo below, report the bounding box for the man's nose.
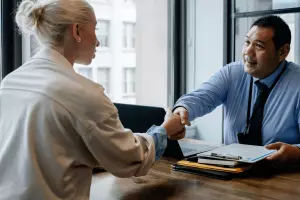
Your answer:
[244,44,255,57]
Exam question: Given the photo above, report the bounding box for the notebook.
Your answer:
[172,164,233,180]
[197,157,240,167]
[176,160,252,173]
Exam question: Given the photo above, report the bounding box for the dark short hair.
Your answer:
[251,15,291,51]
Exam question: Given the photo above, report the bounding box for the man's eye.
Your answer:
[256,44,264,49]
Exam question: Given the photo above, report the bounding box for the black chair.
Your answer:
[114,103,166,132]
[114,103,181,159]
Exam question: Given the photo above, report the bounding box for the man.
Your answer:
[174,15,300,164]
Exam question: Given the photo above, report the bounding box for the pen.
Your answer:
[210,153,242,160]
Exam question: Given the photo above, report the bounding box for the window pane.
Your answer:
[234,13,300,65]
[28,0,169,107]
[96,20,109,48]
[124,68,136,94]
[124,0,135,4]
[77,67,93,80]
[91,0,168,106]
[235,0,300,13]
[123,23,135,49]
[97,68,110,94]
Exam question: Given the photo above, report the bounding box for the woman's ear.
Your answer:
[278,43,290,62]
[72,24,81,43]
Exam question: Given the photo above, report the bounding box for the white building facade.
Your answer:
[75,0,137,104]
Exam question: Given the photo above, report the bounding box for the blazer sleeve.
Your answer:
[77,110,157,178]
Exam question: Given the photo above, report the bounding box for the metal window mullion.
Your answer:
[234,7,300,18]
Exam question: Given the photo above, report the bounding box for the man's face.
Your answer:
[242,26,280,79]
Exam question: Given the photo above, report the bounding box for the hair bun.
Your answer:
[15,0,44,34]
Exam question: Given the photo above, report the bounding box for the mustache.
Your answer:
[244,56,256,63]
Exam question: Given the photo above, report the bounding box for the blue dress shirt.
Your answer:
[175,60,300,145]
[147,125,167,160]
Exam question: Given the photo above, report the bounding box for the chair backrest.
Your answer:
[114,103,185,159]
[114,103,165,133]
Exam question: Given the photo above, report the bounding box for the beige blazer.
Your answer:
[0,47,155,200]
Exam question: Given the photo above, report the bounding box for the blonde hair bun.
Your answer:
[15,0,45,34]
[15,0,93,45]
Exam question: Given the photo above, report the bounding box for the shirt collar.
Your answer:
[253,60,287,88]
[32,46,74,70]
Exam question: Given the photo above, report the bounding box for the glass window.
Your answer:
[96,20,110,48]
[124,67,135,94]
[185,0,225,142]
[76,67,93,80]
[235,0,300,13]
[26,0,169,107]
[97,67,110,94]
[123,23,135,49]
[234,13,300,65]
[124,0,135,4]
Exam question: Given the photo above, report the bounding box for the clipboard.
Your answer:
[197,143,276,163]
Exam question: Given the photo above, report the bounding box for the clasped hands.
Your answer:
[161,107,190,140]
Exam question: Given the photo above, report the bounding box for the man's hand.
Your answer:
[265,142,300,164]
[161,108,185,140]
[173,107,191,126]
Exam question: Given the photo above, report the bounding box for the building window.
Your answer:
[26,0,169,107]
[76,67,93,80]
[97,20,110,48]
[124,67,136,94]
[124,0,135,4]
[97,67,110,94]
[233,5,300,65]
[123,23,135,49]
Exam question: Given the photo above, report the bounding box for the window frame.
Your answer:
[96,20,110,50]
[123,67,136,96]
[96,67,111,95]
[74,66,94,81]
[17,0,183,107]
[122,22,136,51]
[124,0,135,5]
[228,0,300,63]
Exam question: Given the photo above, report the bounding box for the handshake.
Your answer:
[161,107,191,140]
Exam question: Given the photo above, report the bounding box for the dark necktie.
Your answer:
[246,81,270,145]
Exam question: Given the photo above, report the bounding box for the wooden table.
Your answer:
[90,157,300,200]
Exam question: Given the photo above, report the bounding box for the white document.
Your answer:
[198,143,276,163]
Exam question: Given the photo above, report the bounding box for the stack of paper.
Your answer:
[172,143,276,180]
[197,157,240,167]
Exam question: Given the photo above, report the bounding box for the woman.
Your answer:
[0,0,185,199]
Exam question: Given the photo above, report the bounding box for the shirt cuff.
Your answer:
[293,144,300,149]
[146,125,167,160]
